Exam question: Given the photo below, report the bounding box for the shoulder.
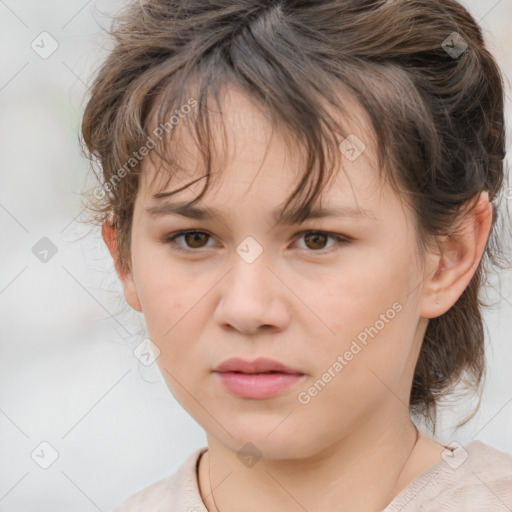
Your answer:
[465,439,512,470]
[385,440,512,512]
[112,447,208,512]
[447,440,512,504]
[432,440,512,511]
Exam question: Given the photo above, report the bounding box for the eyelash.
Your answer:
[163,230,350,255]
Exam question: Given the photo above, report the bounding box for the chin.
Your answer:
[209,414,323,462]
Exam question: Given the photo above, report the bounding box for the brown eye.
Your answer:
[303,232,328,250]
[183,231,210,248]
[293,230,349,253]
[165,229,349,255]
[166,230,214,252]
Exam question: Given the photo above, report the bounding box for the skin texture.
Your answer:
[102,86,493,511]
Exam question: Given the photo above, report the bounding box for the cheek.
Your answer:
[305,256,414,369]
[308,268,391,334]
[135,268,216,375]
[135,262,192,342]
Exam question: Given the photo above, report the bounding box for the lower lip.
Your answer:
[214,371,305,399]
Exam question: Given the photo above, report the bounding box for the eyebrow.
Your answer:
[145,198,376,224]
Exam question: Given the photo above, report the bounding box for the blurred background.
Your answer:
[0,1,511,511]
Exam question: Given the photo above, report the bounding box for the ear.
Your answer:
[101,219,143,312]
[420,191,493,319]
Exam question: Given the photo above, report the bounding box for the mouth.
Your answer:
[213,356,304,375]
[226,370,292,374]
[212,357,306,399]
[214,371,306,399]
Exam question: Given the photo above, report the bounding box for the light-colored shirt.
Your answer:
[112,440,512,511]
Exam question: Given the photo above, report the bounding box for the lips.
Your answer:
[212,357,306,399]
[213,357,304,375]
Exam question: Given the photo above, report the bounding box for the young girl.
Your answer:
[81,0,512,510]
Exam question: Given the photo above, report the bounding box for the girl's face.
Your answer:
[118,87,438,459]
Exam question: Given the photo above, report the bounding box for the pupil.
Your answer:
[186,232,207,248]
[305,232,326,250]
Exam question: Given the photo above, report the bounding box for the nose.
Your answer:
[213,251,291,335]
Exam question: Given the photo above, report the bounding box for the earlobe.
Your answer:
[420,192,493,319]
[101,220,143,312]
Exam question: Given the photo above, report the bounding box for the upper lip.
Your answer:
[213,357,304,374]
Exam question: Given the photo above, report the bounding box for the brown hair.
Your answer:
[80,0,511,431]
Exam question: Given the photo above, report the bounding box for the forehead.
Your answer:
[139,83,385,213]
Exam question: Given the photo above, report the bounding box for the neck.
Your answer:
[198,416,427,512]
